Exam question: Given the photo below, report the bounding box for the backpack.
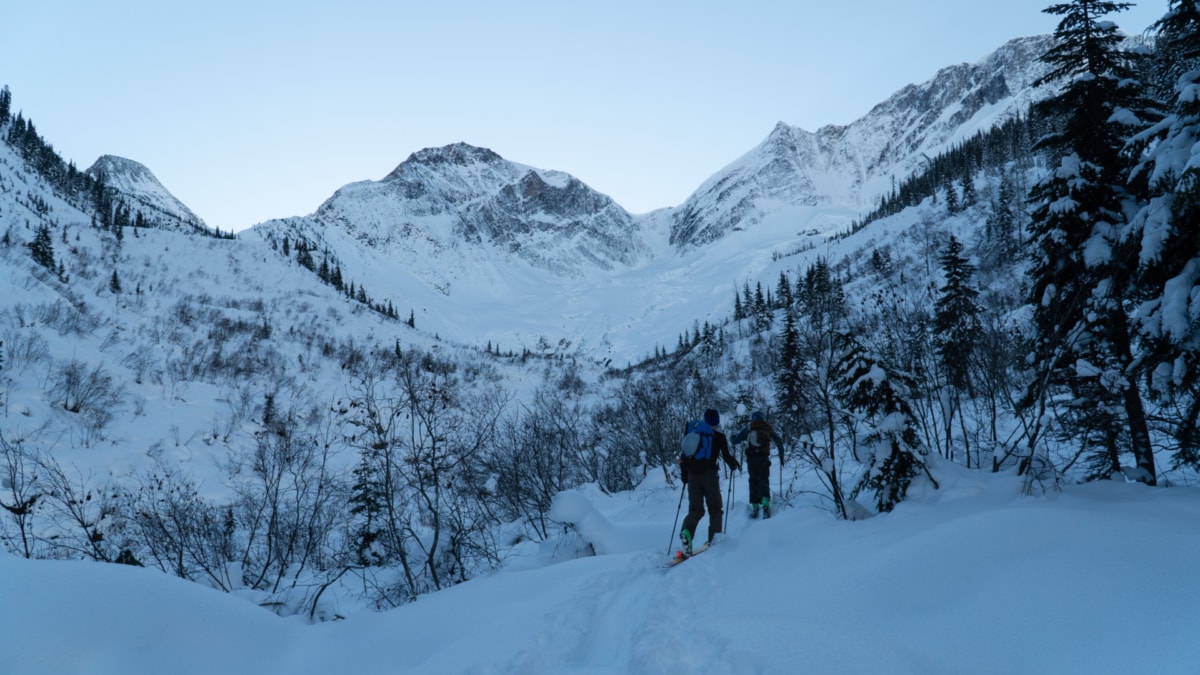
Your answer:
[746,420,772,458]
[681,420,714,460]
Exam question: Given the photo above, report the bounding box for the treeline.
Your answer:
[848,111,1047,234]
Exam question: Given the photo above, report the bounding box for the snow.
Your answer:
[3,467,1198,674]
[3,25,1199,675]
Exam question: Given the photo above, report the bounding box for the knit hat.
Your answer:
[704,408,720,427]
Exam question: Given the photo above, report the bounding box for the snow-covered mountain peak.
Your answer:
[86,154,159,187]
[85,154,209,233]
[249,143,655,350]
[394,142,505,171]
[669,34,1057,253]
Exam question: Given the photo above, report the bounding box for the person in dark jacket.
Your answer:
[679,408,740,554]
[730,410,785,518]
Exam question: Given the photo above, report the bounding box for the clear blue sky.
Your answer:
[1,1,1167,231]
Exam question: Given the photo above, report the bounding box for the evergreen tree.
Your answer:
[0,85,10,125]
[28,224,55,271]
[1128,0,1200,464]
[961,174,977,208]
[348,449,387,566]
[835,336,932,513]
[776,271,794,309]
[775,304,803,422]
[109,270,122,294]
[945,179,960,213]
[985,170,1020,266]
[753,282,772,332]
[933,235,981,393]
[1023,0,1156,483]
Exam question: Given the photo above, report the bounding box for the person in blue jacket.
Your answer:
[678,408,740,553]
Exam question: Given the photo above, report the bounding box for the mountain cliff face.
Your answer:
[669,35,1055,252]
[255,143,652,285]
[85,155,209,234]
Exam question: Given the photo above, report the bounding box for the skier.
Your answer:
[730,410,784,518]
[678,408,740,555]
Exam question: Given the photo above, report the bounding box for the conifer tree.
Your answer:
[109,270,122,294]
[0,85,10,125]
[1128,0,1200,464]
[933,235,981,393]
[776,271,794,309]
[945,179,960,213]
[961,174,977,208]
[348,449,386,566]
[775,304,803,424]
[28,224,55,271]
[835,336,932,513]
[1024,0,1156,483]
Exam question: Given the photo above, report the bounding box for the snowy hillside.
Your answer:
[4,468,1198,674]
[669,35,1056,252]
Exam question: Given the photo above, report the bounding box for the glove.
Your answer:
[733,460,742,473]
[680,468,689,485]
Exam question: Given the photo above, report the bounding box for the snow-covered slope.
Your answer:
[669,35,1055,252]
[86,155,210,234]
[3,470,1197,674]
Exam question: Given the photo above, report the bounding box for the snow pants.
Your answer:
[747,455,771,507]
[681,468,723,544]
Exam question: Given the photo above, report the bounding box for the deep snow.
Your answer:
[4,464,1198,674]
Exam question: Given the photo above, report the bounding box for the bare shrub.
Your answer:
[46,360,124,441]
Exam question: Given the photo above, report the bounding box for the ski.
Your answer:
[662,541,710,568]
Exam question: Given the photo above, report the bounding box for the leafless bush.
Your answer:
[0,432,40,558]
[2,328,49,375]
[123,466,238,590]
[32,454,119,561]
[46,360,125,441]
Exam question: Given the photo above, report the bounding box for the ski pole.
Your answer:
[668,477,686,556]
[779,446,784,501]
[724,463,734,533]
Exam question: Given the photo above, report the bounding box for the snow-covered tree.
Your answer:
[1128,0,1200,465]
[835,336,933,514]
[1023,0,1156,484]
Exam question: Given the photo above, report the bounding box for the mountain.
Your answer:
[669,35,1055,252]
[237,36,1057,360]
[246,142,673,358]
[255,142,652,280]
[85,155,211,234]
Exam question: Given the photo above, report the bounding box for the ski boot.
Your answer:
[749,503,760,519]
[761,497,771,519]
[676,529,693,560]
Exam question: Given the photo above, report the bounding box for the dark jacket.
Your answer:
[681,429,739,478]
[730,420,785,464]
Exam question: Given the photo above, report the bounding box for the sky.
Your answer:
[1,1,1170,231]
[3,468,1198,674]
